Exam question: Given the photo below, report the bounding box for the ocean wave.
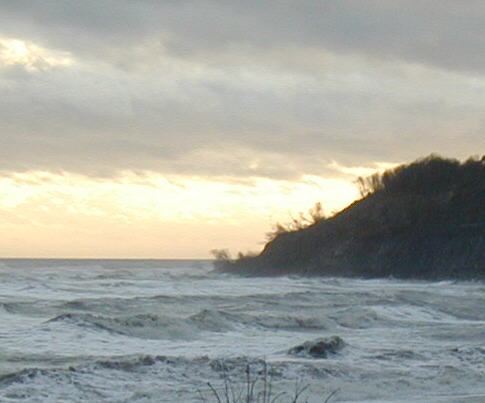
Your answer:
[450,346,485,366]
[1,349,484,403]
[0,303,12,314]
[46,310,234,339]
[45,307,340,340]
[329,306,379,329]
[191,309,335,331]
[0,302,28,315]
[0,355,170,388]
[0,368,48,388]
[234,312,334,330]
[0,354,268,389]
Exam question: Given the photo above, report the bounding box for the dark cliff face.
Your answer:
[222,156,485,279]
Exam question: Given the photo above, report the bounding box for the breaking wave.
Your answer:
[45,308,340,340]
[46,310,233,340]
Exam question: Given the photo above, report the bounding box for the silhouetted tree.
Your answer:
[356,154,484,198]
[266,202,326,241]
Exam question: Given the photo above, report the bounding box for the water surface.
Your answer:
[0,259,484,402]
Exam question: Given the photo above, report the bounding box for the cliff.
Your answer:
[218,155,485,279]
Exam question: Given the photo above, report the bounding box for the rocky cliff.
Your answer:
[218,155,485,279]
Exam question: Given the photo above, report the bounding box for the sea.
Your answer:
[0,259,484,403]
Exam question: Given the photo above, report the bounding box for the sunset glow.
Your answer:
[0,170,360,258]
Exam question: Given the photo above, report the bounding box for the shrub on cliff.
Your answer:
[265,202,326,241]
[357,154,484,198]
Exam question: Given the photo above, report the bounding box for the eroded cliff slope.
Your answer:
[220,155,485,279]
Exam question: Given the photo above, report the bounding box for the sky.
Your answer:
[1,1,484,258]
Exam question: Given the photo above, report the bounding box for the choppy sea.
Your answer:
[0,259,484,402]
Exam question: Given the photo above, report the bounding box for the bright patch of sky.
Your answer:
[0,37,73,71]
[0,171,358,257]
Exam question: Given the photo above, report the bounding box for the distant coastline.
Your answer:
[216,155,485,280]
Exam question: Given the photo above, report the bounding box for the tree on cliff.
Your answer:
[265,202,326,241]
[216,154,485,279]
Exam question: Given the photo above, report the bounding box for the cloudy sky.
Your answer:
[1,1,484,258]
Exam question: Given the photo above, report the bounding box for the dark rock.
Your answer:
[288,336,345,358]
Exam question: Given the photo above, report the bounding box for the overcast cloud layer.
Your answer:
[1,0,484,179]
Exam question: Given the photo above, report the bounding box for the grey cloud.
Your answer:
[163,0,485,74]
[0,1,484,180]
[1,63,482,179]
[1,1,485,73]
